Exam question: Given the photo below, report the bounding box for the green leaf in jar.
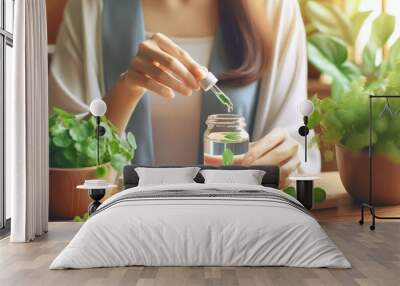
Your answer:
[222,132,242,143]
[222,147,234,166]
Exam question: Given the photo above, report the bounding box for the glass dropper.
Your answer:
[199,70,234,113]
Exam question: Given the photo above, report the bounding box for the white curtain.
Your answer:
[8,0,49,242]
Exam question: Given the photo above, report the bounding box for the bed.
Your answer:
[50,165,350,269]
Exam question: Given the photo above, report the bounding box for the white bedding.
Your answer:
[50,183,350,269]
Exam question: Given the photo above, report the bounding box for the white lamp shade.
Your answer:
[299,100,314,116]
[89,99,107,117]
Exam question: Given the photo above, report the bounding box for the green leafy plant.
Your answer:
[49,108,137,176]
[305,6,400,162]
[283,186,327,204]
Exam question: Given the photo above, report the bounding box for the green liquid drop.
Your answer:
[215,92,234,113]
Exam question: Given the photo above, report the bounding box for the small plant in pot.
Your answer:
[307,11,400,206]
[49,107,136,219]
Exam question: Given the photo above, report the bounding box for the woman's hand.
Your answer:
[242,128,301,187]
[104,33,204,133]
[120,33,204,98]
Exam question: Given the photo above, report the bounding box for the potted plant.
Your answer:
[307,9,400,206]
[49,108,136,219]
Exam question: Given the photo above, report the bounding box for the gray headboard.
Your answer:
[123,165,280,189]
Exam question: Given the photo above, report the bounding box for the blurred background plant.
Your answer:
[300,0,367,49]
[299,0,400,162]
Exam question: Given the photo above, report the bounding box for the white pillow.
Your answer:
[135,167,200,186]
[200,169,266,185]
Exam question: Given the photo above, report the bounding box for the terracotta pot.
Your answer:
[308,62,321,79]
[335,144,400,206]
[49,163,118,220]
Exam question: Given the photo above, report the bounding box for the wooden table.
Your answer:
[311,172,400,222]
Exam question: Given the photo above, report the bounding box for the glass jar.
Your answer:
[203,114,249,166]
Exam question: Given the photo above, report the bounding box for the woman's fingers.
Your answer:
[244,130,301,187]
[131,57,192,96]
[129,33,206,97]
[151,33,205,80]
[128,33,205,97]
[242,128,287,165]
[126,70,174,98]
[138,39,199,89]
[279,156,301,188]
[251,139,299,166]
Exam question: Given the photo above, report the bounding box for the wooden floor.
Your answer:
[312,194,400,222]
[0,221,399,286]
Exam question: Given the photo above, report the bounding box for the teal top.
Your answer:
[102,0,260,164]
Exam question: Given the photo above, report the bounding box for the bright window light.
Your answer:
[354,0,399,63]
[387,0,400,47]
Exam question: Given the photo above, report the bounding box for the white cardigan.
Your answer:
[48,0,321,173]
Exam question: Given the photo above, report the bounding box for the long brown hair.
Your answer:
[218,0,271,86]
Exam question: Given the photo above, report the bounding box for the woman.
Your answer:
[49,0,320,186]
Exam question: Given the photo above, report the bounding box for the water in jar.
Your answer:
[204,131,249,166]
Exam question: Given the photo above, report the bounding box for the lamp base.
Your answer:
[88,188,106,215]
[296,180,313,210]
[289,176,320,210]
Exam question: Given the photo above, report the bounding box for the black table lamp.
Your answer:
[298,99,315,162]
[290,100,318,210]
[77,99,115,215]
[89,99,107,166]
